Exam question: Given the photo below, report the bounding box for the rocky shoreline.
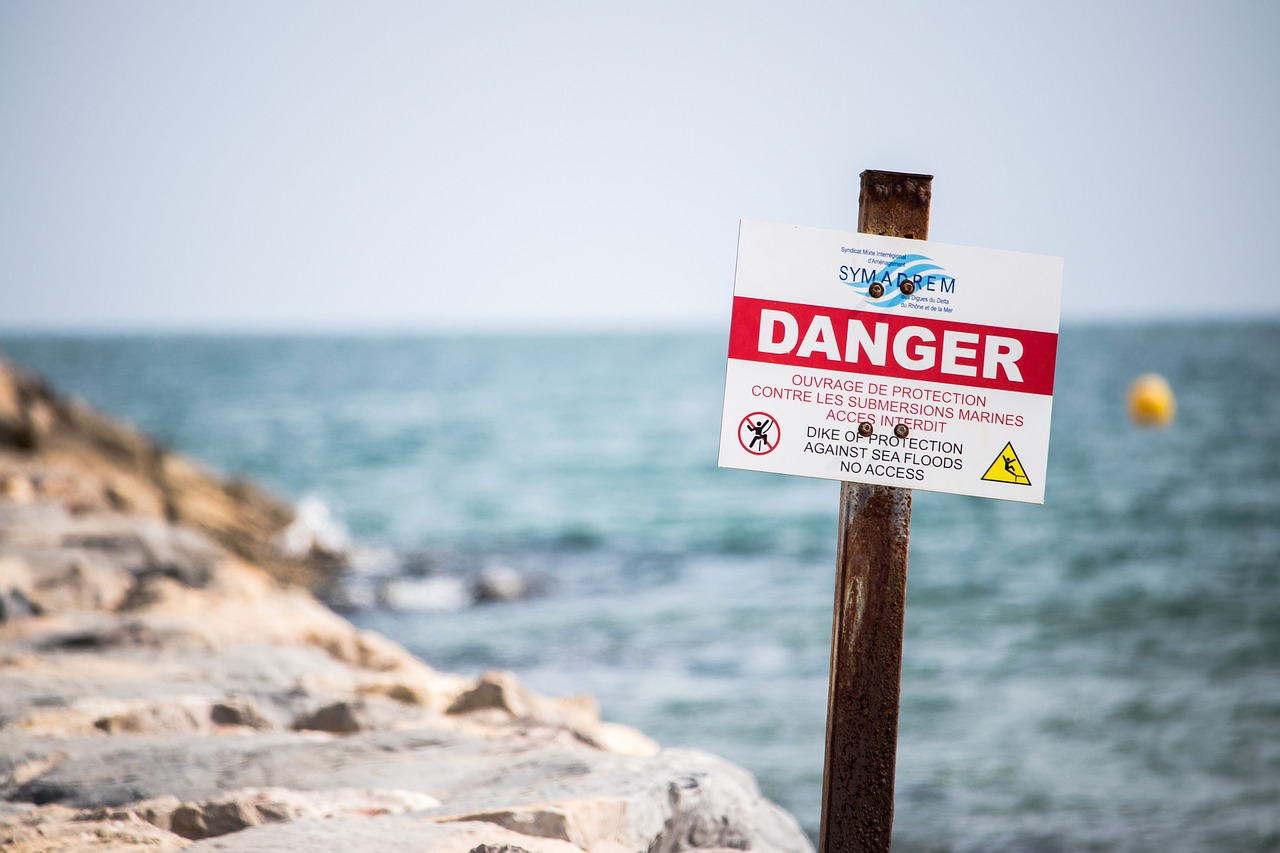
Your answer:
[0,359,812,853]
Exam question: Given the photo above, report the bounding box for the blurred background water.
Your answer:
[2,321,1277,852]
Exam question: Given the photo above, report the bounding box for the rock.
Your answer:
[108,794,183,833]
[0,802,188,853]
[0,724,805,852]
[0,586,39,622]
[441,800,631,849]
[473,566,527,603]
[0,368,24,440]
[292,700,371,735]
[209,695,278,731]
[182,815,586,853]
[0,474,34,503]
[0,499,72,547]
[445,669,659,757]
[164,787,441,840]
[30,553,135,613]
[61,515,226,588]
[0,357,812,853]
[156,453,295,578]
[24,787,448,848]
[92,699,213,736]
[0,357,329,592]
[447,669,597,729]
[0,556,40,622]
[6,752,69,787]
[7,696,220,738]
[170,796,262,839]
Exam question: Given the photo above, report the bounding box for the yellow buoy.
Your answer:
[1127,373,1176,428]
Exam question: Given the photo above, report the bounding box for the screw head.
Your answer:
[899,280,916,296]
[857,421,874,437]
[893,423,910,439]
[868,282,885,299]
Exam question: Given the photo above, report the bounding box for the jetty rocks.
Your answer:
[0,359,812,853]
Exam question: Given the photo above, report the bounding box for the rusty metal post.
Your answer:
[817,170,932,853]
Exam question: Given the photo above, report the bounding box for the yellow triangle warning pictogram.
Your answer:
[981,442,1032,486]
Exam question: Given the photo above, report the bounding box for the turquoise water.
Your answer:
[3,322,1278,852]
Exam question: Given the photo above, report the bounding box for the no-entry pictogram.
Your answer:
[738,412,779,455]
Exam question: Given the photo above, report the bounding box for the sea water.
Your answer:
[2,322,1277,852]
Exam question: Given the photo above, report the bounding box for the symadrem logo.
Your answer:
[838,251,956,310]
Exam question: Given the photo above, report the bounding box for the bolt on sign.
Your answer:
[719,220,1063,503]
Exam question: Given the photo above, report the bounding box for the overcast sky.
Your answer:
[2,1,1278,332]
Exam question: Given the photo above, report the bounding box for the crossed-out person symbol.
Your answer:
[738,412,779,455]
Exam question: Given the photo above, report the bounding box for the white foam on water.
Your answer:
[278,494,352,556]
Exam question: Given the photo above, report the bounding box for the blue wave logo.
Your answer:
[840,254,954,308]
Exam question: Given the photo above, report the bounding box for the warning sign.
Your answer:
[980,442,1031,486]
[718,220,1063,504]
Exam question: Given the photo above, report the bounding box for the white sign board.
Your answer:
[718,220,1063,503]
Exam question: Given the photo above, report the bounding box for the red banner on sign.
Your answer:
[728,296,1057,396]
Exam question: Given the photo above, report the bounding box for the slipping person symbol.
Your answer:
[748,418,773,451]
[1003,453,1025,483]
